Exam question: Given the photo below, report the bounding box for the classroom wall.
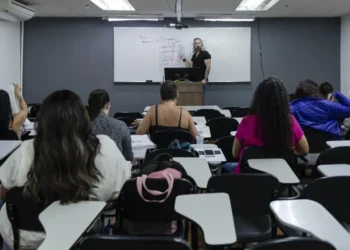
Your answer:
[0,20,21,90]
[341,14,350,96]
[23,18,340,113]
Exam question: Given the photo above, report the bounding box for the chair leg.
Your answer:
[184,220,189,241]
[191,222,198,250]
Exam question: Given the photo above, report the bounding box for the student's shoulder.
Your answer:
[203,50,211,57]
[97,135,118,150]
[241,115,255,124]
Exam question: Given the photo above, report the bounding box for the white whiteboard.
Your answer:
[114,27,251,82]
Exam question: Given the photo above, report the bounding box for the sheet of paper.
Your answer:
[131,134,156,149]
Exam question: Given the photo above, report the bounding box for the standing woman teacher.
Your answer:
[181,38,212,84]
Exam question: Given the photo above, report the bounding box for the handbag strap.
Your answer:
[136,172,174,203]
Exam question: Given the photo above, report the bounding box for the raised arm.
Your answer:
[333,91,350,107]
[12,83,28,133]
[329,102,350,120]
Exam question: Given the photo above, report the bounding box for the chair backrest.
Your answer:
[119,178,193,222]
[316,146,350,166]
[6,187,46,250]
[193,109,224,121]
[28,104,41,119]
[223,107,239,117]
[79,235,192,250]
[152,128,194,149]
[246,237,335,250]
[114,112,143,119]
[206,117,239,140]
[145,148,197,162]
[231,107,250,118]
[302,127,333,153]
[215,136,235,162]
[241,146,296,173]
[302,176,350,223]
[207,174,279,216]
[0,130,19,140]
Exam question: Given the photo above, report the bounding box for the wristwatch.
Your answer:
[182,59,186,62]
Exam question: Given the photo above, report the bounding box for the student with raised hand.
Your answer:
[136,82,199,139]
[88,89,133,161]
[0,90,131,250]
[290,79,350,139]
[0,83,28,138]
[229,77,309,173]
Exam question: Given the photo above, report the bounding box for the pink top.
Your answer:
[233,114,304,173]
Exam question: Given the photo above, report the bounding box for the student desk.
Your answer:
[175,193,236,247]
[318,164,350,177]
[326,140,350,148]
[270,199,350,250]
[192,116,206,125]
[38,201,106,250]
[232,117,243,124]
[174,157,212,189]
[248,159,299,184]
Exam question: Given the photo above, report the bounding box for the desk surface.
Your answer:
[326,140,350,148]
[232,117,243,124]
[196,125,211,138]
[174,157,212,189]
[248,158,300,184]
[38,201,106,250]
[133,148,148,160]
[270,199,350,250]
[0,141,21,161]
[193,116,206,125]
[318,164,350,177]
[144,105,221,112]
[175,193,236,246]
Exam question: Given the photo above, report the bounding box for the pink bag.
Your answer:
[136,168,182,202]
[123,168,182,235]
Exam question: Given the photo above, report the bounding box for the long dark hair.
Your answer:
[250,77,292,147]
[0,90,13,136]
[88,89,110,120]
[26,90,102,204]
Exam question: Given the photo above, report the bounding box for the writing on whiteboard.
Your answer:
[139,33,188,78]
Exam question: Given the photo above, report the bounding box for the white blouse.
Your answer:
[0,135,131,249]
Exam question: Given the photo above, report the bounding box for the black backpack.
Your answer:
[136,153,188,177]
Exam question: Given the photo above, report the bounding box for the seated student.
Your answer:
[319,82,334,100]
[136,82,199,139]
[290,79,350,139]
[0,84,28,138]
[0,90,131,250]
[230,77,309,174]
[88,89,133,161]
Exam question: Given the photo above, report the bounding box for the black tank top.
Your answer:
[149,105,187,139]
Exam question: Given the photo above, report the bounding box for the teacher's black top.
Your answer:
[191,50,211,80]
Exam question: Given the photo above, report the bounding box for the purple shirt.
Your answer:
[234,114,304,173]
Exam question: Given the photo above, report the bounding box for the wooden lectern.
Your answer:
[175,81,204,106]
